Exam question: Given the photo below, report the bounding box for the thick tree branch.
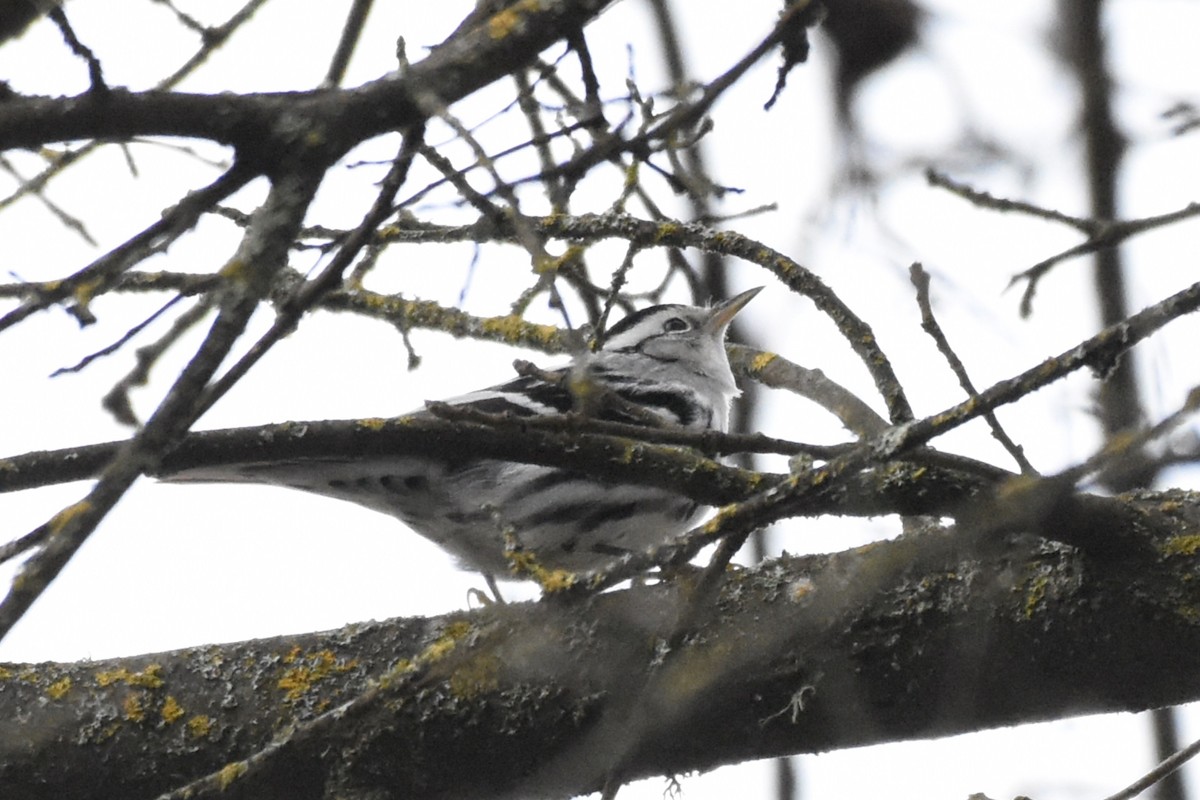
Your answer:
[0,0,620,169]
[3,489,1200,799]
[0,416,998,526]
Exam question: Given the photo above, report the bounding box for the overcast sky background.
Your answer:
[3,1,1200,798]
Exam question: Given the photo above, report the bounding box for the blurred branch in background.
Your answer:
[1059,2,1185,797]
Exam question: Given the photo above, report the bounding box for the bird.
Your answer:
[163,287,761,582]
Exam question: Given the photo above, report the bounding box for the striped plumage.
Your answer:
[165,288,760,579]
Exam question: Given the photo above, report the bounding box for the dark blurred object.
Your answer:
[0,0,62,44]
[765,0,827,110]
[1162,100,1200,137]
[820,0,923,117]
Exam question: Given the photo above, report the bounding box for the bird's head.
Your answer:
[595,287,762,397]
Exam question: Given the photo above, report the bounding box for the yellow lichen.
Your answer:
[424,621,472,664]
[488,8,520,38]
[480,314,560,346]
[487,0,541,38]
[539,568,578,593]
[1024,575,1050,619]
[702,504,739,534]
[536,245,583,275]
[447,621,470,638]
[1161,535,1200,558]
[277,656,330,701]
[218,761,248,790]
[0,666,12,680]
[130,664,164,688]
[743,471,766,490]
[94,670,124,687]
[48,500,94,536]
[95,664,164,689]
[73,277,102,310]
[422,639,458,665]
[504,548,541,577]
[503,546,578,592]
[383,658,415,684]
[218,258,247,281]
[654,222,680,242]
[161,695,185,724]
[750,351,777,372]
[449,654,501,699]
[356,417,387,431]
[46,676,71,700]
[620,162,639,192]
[123,693,145,723]
[1174,605,1200,624]
[276,649,356,702]
[187,714,213,739]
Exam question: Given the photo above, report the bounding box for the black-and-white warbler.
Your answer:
[166,287,760,580]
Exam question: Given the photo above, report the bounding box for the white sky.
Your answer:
[3,1,1200,798]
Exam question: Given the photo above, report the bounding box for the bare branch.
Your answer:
[909,262,1036,474]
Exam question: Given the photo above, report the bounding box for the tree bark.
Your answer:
[4,486,1200,799]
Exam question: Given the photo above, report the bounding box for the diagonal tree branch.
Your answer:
[0,162,329,643]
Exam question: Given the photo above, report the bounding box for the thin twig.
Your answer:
[910,262,1036,474]
[1065,385,1200,490]
[50,293,189,378]
[544,0,820,187]
[0,163,255,334]
[48,6,108,95]
[1101,734,1200,800]
[926,168,1095,232]
[1012,201,1200,318]
[0,153,96,244]
[513,70,569,210]
[926,169,1200,317]
[322,0,375,88]
[192,128,426,419]
[101,297,216,426]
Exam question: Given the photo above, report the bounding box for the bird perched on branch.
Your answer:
[164,287,761,583]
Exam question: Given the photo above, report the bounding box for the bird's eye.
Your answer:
[662,317,691,333]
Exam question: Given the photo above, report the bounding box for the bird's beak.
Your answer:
[705,286,763,335]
